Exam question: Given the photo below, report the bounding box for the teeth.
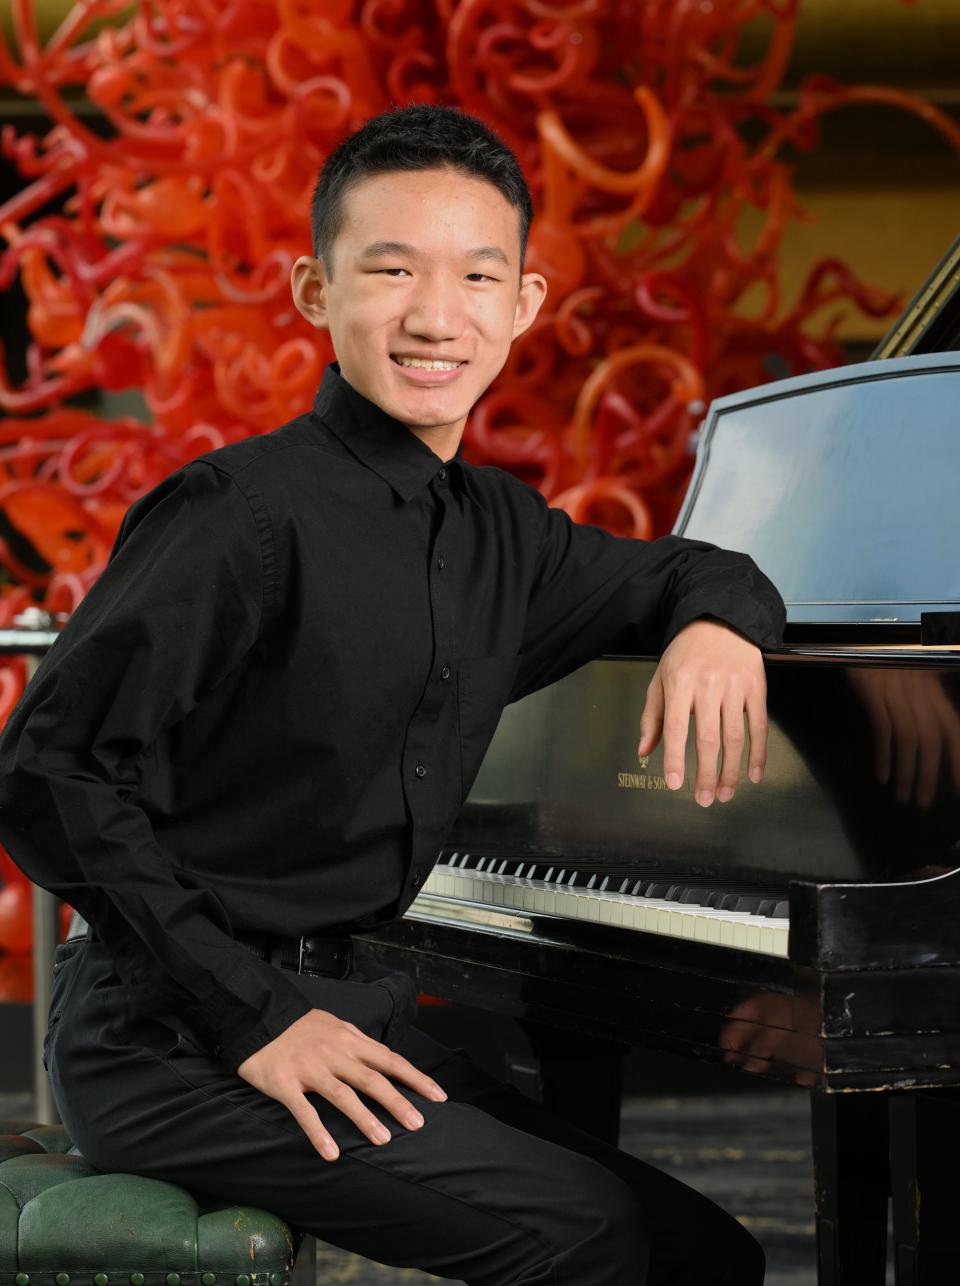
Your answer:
[394,357,463,370]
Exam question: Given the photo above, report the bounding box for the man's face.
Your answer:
[291,167,547,452]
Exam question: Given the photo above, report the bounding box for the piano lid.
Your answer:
[673,350,960,627]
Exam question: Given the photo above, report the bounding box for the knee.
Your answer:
[559,1160,650,1264]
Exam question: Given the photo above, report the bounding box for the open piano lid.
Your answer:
[673,349,960,634]
[674,234,960,638]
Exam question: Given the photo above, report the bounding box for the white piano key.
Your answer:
[418,868,789,959]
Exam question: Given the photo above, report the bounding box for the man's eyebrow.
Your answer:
[357,240,511,269]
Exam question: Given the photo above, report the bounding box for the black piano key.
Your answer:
[631,880,647,895]
[757,899,780,917]
[619,878,632,894]
[719,893,742,910]
[734,896,763,914]
[599,875,610,891]
[568,871,579,885]
[544,867,556,883]
[556,870,566,884]
[774,900,789,918]
[645,882,672,898]
[666,885,686,901]
[680,888,712,905]
[706,891,727,908]
[497,860,509,874]
[586,874,598,889]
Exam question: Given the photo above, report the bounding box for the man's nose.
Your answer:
[402,276,465,339]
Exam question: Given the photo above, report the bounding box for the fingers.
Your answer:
[716,700,746,803]
[287,1048,448,1161]
[744,683,768,786]
[661,677,693,792]
[362,1038,450,1104]
[254,1016,451,1164]
[653,634,767,805]
[317,1076,405,1148]
[638,672,665,758]
[282,1088,343,1162]
[346,1062,430,1132]
[692,691,721,806]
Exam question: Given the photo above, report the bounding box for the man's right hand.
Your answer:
[236,1008,448,1161]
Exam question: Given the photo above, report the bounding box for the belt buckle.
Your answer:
[297,934,305,975]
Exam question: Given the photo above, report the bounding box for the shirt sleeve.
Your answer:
[0,459,312,1072]
[512,491,787,703]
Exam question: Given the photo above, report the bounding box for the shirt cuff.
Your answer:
[211,986,315,1073]
[661,571,787,653]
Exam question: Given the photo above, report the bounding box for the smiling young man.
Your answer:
[0,105,784,1285]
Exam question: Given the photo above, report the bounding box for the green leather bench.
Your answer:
[0,1118,309,1286]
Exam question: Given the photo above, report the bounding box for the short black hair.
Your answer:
[310,103,533,283]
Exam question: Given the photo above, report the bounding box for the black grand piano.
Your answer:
[348,236,960,1286]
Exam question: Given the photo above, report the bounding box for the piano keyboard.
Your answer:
[416,852,790,958]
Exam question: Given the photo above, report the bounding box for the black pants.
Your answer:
[44,936,764,1286]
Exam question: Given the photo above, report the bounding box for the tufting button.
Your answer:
[235,1276,251,1286]
[166,1275,180,1286]
[201,1275,217,1284]
[130,1274,144,1285]
[15,1274,29,1286]
[55,1274,70,1285]
[94,1275,109,1286]
[269,1275,286,1286]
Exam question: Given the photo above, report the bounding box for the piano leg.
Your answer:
[811,1091,889,1286]
[516,1019,627,1145]
[890,1089,960,1284]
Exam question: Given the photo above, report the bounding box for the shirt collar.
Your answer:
[311,360,480,506]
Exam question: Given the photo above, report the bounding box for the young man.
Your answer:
[0,104,784,1285]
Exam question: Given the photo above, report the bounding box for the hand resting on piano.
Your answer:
[637,617,768,808]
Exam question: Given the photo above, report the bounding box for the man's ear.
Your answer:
[290,255,330,331]
[512,271,548,342]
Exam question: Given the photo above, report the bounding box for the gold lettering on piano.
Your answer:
[617,770,669,791]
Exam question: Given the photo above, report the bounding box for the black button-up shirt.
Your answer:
[0,360,785,1070]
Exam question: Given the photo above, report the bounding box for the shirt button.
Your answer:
[415,762,427,777]
[412,871,422,887]
[437,554,444,569]
[438,467,446,480]
[440,664,451,679]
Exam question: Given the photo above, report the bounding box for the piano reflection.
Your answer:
[348,235,960,1286]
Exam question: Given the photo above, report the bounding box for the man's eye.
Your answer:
[376,269,495,281]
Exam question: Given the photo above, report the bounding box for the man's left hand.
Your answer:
[637,619,768,807]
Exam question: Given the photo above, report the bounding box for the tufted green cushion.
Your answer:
[0,1121,300,1286]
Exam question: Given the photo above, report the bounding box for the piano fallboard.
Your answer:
[444,649,960,887]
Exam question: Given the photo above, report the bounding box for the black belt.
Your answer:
[233,928,354,978]
[82,923,353,979]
